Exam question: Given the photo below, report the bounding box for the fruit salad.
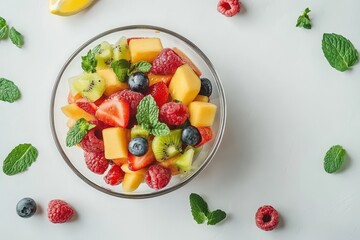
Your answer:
[61,36,217,192]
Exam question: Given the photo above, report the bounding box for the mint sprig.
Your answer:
[0,17,9,39]
[3,144,38,176]
[9,27,24,48]
[322,33,359,72]
[324,145,346,173]
[81,44,101,73]
[136,95,170,136]
[296,8,312,29]
[111,59,131,82]
[66,118,95,147]
[190,193,227,225]
[0,78,21,103]
[128,61,152,76]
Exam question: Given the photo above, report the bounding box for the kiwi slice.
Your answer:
[131,125,149,139]
[152,130,182,161]
[113,36,131,61]
[72,73,106,102]
[175,148,195,172]
[95,41,113,70]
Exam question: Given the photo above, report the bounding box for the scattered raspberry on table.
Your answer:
[47,200,74,224]
[217,0,241,17]
[255,205,279,231]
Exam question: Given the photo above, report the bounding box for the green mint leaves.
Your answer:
[3,144,38,176]
[190,193,227,225]
[66,118,95,147]
[322,33,359,72]
[324,145,346,173]
[128,61,152,76]
[0,17,9,39]
[111,59,131,82]
[296,8,312,29]
[81,44,101,73]
[9,27,24,48]
[136,95,170,136]
[0,78,21,103]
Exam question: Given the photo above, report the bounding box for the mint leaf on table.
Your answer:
[0,78,21,103]
[207,209,227,225]
[9,27,24,48]
[0,17,9,39]
[128,61,152,76]
[81,44,100,73]
[296,8,312,29]
[66,118,95,147]
[190,193,209,224]
[136,95,170,136]
[111,59,131,82]
[322,33,359,72]
[324,145,346,173]
[3,144,38,176]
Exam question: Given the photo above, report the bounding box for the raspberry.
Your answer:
[217,0,241,17]
[84,151,109,174]
[104,165,125,185]
[110,90,144,117]
[47,200,74,224]
[80,129,104,152]
[145,165,171,190]
[146,82,169,108]
[151,48,184,75]
[159,102,189,126]
[255,205,279,231]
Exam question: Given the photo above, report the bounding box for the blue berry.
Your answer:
[16,198,37,218]
[128,72,149,93]
[199,78,212,97]
[181,126,201,146]
[128,137,148,156]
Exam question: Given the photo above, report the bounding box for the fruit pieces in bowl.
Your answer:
[61,36,217,192]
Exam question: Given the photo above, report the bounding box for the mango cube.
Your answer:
[168,64,201,105]
[61,103,95,121]
[102,127,128,160]
[97,68,129,96]
[188,101,217,127]
[122,173,145,192]
[129,38,163,63]
[194,95,209,102]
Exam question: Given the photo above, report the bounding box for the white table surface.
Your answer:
[1,0,360,239]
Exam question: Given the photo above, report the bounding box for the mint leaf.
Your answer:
[136,95,170,136]
[129,61,152,75]
[111,59,131,82]
[190,193,209,224]
[296,8,312,29]
[322,33,359,72]
[324,145,346,173]
[9,27,24,48]
[0,78,21,103]
[207,210,227,225]
[81,44,100,73]
[66,118,95,147]
[3,144,38,176]
[0,17,8,39]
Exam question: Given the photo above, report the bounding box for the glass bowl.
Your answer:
[50,25,226,199]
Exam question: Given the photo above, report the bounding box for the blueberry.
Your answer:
[181,126,201,146]
[128,137,148,156]
[16,198,37,218]
[199,78,212,97]
[128,72,149,93]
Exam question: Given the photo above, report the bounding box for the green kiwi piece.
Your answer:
[68,74,82,95]
[95,41,113,70]
[175,148,195,172]
[152,130,182,161]
[131,125,149,139]
[113,36,131,61]
[72,73,106,102]
[184,145,202,155]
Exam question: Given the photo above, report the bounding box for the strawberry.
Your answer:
[145,82,169,108]
[151,48,184,75]
[76,98,98,115]
[128,146,156,171]
[195,127,213,147]
[95,98,130,128]
[109,90,144,117]
[93,95,107,106]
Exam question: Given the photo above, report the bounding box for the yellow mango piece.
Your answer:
[188,101,217,127]
[102,127,128,160]
[168,64,201,105]
[97,68,129,96]
[158,156,181,176]
[129,38,163,63]
[122,173,145,192]
[194,95,209,102]
[112,158,127,166]
[61,103,95,121]
[121,163,146,175]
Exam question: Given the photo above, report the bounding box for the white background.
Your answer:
[1,0,360,239]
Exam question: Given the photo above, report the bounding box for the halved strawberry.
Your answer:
[76,98,98,115]
[145,82,169,108]
[93,95,107,106]
[195,127,213,147]
[95,98,130,128]
[128,146,155,171]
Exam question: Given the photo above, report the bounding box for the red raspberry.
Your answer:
[151,48,184,75]
[110,90,144,117]
[47,200,74,224]
[217,0,241,17]
[146,82,169,108]
[159,102,189,126]
[255,205,279,231]
[80,129,104,152]
[104,165,125,185]
[84,151,109,174]
[145,165,171,190]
